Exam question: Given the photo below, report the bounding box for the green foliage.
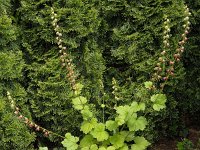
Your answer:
[0,1,35,149]
[90,123,109,142]
[131,137,150,150]
[150,94,167,111]
[60,83,166,149]
[177,138,194,150]
[61,133,79,150]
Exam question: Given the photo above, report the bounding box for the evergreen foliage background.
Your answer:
[0,0,199,149]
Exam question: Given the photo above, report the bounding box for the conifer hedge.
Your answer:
[0,0,199,149]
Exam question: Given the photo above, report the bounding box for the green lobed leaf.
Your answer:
[131,137,150,150]
[150,94,167,111]
[144,81,153,89]
[105,120,118,131]
[138,103,145,111]
[127,116,147,131]
[61,133,79,150]
[90,123,109,142]
[107,146,116,150]
[98,147,107,150]
[74,83,84,95]
[115,105,131,124]
[80,135,96,148]
[81,106,93,120]
[81,118,97,134]
[109,134,125,149]
[120,131,135,142]
[118,144,129,150]
[81,144,98,150]
[72,96,87,110]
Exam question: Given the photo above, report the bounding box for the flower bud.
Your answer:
[56,32,60,35]
[158,75,162,79]
[18,115,23,119]
[161,50,166,55]
[11,104,15,109]
[54,19,58,22]
[169,61,174,65]
[29,123,34,128]
[154,67,158,70]
[165,26,169,30]
[44,131,49,136]
[184,16,189,21]
[158,57,163,62]
[163,77,168,81]
[170,67,174,72]
[36,126,40,131]
[184,37,188,41]
[157,63,161,66]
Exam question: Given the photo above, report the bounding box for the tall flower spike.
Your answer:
[151,5,190,89]
[50,7,77,90]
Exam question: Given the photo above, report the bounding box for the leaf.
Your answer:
[81,118,97,134]
[74,83,84,95]
[98,147,107,150]
[107,146,116,150]
[81,106,93,120]
[150,94,167,111]
[138,103,145,111]
[120,131,134,142]
[109,134,125,149]
[80,135,96,148]
[127,116,147,131]
[61,133,79,150]
[118,144,129,150]
[115,105,130,125]
[81,144,98,150]
[72,96,87,110]
[106,120,118,131]
[130,102,140,112]
[144,81,153,89]
[131,137,150,150]
[91,123,109,142]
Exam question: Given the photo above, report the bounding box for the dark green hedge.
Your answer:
[0,0,199,149]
